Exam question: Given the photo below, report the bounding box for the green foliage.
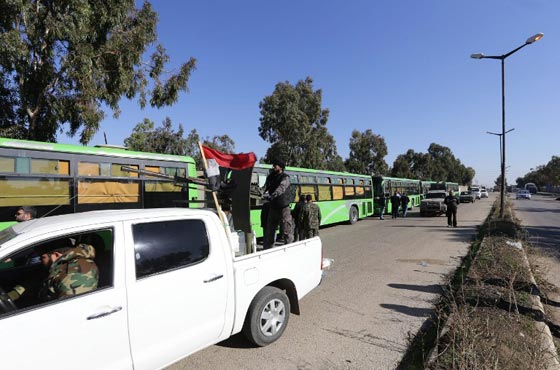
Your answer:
[124,117,235,169]
[345,129,388,175]
[495,174,508,189]
[391,144,475,184]
[516,156,560,190]
[258,77,344,170]
[0,0,196,144]
[391,149,431,179]
[124,117,189,155]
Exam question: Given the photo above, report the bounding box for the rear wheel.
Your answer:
[243,286,290,347]
[349,206,359,224]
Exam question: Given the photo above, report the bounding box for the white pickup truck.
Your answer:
[0,208,326,370]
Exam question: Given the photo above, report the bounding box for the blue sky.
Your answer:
[61,0,559,186]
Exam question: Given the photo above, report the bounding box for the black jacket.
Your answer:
[265,172,292,209]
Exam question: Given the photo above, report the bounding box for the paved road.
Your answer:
[511,193,560,288]
[168,195,496,370]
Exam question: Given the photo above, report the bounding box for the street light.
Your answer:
[487,128,515,165]
[471,33,543,218]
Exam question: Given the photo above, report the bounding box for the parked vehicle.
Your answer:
[0,208,326,370]
[480,186,489,198]
[516,189,532,200]
[470,186,482,200]
[459,191,475,203]
[524,183,538,194]
[420,190,447,216]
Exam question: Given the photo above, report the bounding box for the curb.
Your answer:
[518,242,560,369]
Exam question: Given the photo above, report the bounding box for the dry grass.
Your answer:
[420,199,558,370]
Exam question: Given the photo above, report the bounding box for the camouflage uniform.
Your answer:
[301,202,321,239]
[40,243,99,300]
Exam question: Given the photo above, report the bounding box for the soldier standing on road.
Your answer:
[444,190,459,228]
[262,160,294,249]
[378,193,386,220]
[301,194,321,239]
[292,194,307,241]
[400,193,410,218]
[390,191,401,219]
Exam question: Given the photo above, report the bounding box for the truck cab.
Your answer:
[420,190,447,216]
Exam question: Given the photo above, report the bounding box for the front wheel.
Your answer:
[243,286,290,347]
[349,206,359,224]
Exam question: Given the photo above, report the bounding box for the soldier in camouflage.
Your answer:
[300,194,321,239]
[38,239,99,300]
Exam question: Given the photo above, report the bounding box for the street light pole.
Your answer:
[471,33,543,218]
[487,128,514,180]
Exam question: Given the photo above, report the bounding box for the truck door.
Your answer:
[0,226,131,370]
[125,216,229,370]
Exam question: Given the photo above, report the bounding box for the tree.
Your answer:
[425,143,474,184]
[517,156,560,191]
[0,1,196,144]
[124,117,189,155]
[495,174,508,190]
[390,144,474,184]
[258,77,343,169]
[124,117,235,169]
[345,129,388,175]
[427,143,455,181]
[391,150,416,179]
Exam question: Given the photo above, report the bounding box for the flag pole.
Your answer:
[198,142,226,225]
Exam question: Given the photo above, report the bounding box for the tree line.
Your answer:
[514,156,560,191]
[0,1,475,185]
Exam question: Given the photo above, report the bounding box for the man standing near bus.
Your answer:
[301,194,321,239]
[444,190,459,227]
[262,160,293,249]
[390,191,401,219]
[400,193,410,218]
[15,206,36,222]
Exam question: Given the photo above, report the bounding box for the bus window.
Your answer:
[300,185,315,197]
[332,185,344,200]
[15,158,30,174]
[0,178,71,206]
[0,157,15,173]
[77,180,140,204]
[79,162,100,176]
[112,164,139,178]
[318,185,332,201]
[30,159,69,175]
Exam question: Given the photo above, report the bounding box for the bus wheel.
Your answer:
[349,206,359,224]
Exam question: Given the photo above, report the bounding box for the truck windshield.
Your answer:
[426,193,445,199]
[0,227,17,247]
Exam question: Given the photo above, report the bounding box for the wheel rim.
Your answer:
[351,208,358,222]
[260,298,286,337]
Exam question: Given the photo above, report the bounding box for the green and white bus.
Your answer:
[248,165,374,238]
[0,138,199,230]
[372,176,422,215]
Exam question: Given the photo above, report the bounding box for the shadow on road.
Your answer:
[215,333,255,349]
[388,283,443,294]
[379,303,433,318]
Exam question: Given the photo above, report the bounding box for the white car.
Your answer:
[516,189,532,200]
[0,209,325,370]
[480,187,489,198]
[470,187,482,200]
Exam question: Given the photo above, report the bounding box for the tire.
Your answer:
[243,286,290,347]
[349,206,359,225]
